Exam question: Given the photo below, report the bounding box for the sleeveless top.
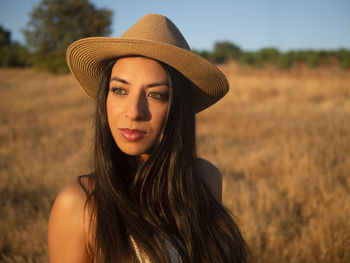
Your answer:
[130,234,183,263]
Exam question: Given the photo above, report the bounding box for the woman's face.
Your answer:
[107,57,169,161]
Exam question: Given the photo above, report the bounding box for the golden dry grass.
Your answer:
[1,65,350,262]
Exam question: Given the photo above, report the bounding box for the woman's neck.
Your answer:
[138,154,150,164]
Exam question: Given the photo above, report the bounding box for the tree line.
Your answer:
[194,41,350,69]
[1,0,349,73]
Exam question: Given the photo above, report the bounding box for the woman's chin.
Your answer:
[118,145,150,158]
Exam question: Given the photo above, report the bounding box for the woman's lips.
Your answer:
[119,128,146,141]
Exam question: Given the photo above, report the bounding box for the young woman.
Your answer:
[48,14,247,263]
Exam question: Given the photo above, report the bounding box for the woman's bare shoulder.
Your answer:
[48,177,93,262]
[195,158,222,203]
[52,176,92,211]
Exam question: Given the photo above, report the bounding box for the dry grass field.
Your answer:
[1,64,350,262]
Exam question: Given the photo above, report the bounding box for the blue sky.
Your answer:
[1,0,349,51]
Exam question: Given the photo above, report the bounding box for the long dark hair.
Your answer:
[81,58,247,262]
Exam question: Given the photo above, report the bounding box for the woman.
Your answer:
[48,14,247,262]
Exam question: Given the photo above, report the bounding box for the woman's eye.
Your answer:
[111,87,127,95]
[148,92,168,100]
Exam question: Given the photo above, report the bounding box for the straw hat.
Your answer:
[66,13,229,113]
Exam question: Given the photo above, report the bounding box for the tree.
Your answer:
[23,0,113,73]
[238,52,264,68]
[0,25,29,67]
[0,25,11,47]
[336,49,350,69]
[212,41,241,63]
[258,48,280,63]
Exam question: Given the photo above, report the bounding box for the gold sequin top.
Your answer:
[130,234,183,263]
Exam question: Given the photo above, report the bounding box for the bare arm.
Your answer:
[48,178,92,263]
[196,158,222,203]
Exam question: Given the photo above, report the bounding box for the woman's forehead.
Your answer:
[110,56,169,84]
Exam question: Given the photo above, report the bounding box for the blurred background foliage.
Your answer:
[1,0,112,73]
[0,25,29,68]
[194,43,350,69]
[0,0,350,73]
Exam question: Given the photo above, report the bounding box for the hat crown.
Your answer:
[121,14,190,50]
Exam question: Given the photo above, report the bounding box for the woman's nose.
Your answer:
[124,92,150,121]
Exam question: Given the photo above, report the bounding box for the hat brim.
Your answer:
[66,37,229,113]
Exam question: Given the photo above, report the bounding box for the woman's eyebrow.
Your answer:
[146,81,168,88]
[110,77,128,84]
[110,77,168,88]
